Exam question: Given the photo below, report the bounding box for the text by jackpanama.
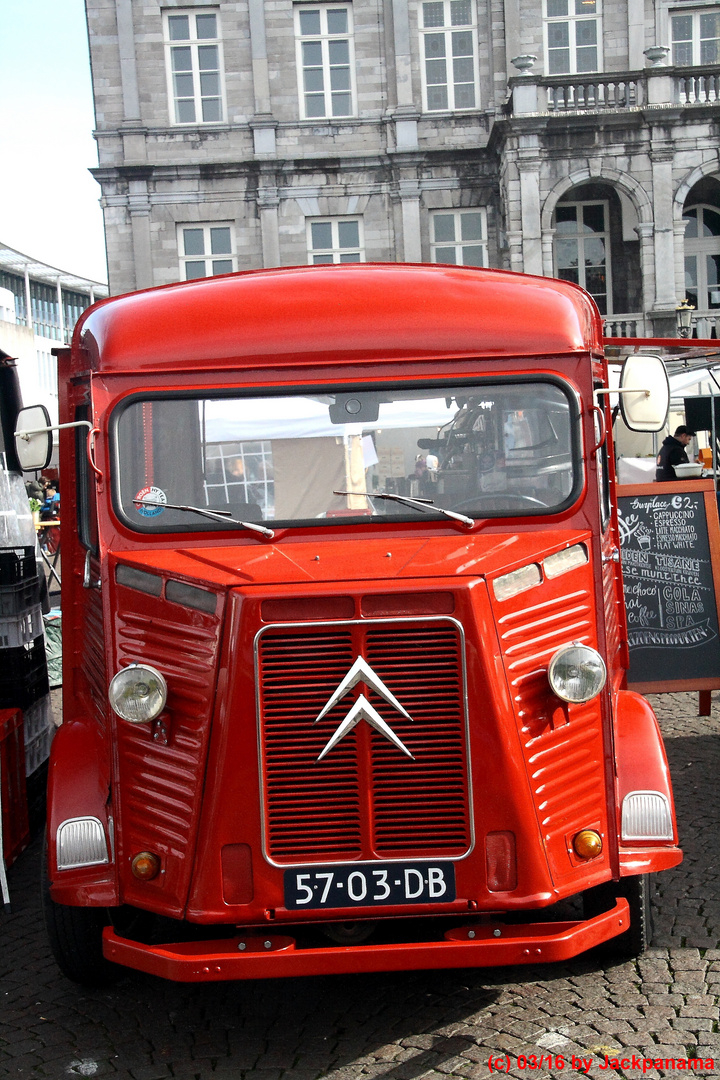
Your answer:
[487,1053,715,1073]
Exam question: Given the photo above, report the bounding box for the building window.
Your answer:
[0,271,27,325]
[553,201,610,315]
[420,0,479,111]
[684,205,720,311]
[178,224,236,280]
[672,9,720,65]
[164,9,224,124]
[430,209,487,266]
[544,0,601,75]
[295,5,355,119]
[307,218,364,263]
[30,281,62,340]
[62,289,93,334]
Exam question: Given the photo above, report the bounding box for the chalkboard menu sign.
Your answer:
[617,479,720,692]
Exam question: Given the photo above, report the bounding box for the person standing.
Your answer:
[655,425,696,481]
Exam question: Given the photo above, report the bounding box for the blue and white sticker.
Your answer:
[135,485,167,517]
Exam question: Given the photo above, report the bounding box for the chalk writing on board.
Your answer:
[618,490,720,682]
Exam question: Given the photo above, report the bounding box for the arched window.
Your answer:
[553,200,611,314]
[684,204,720,312]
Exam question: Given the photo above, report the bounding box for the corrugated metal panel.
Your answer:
[497,578,609,882]
[114,607,220,872]
[81,576,107,726]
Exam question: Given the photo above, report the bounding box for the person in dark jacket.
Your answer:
[655,425,696,481]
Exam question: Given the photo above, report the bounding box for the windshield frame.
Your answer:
[108,373,585,535]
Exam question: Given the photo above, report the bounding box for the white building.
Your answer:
[0,243,108,424]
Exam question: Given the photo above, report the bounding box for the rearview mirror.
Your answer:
[329,394,381,425]
[618,355,669,432]
[14,405,53,472]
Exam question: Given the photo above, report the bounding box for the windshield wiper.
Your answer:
[333,490,474,528]
[132,500,275,538]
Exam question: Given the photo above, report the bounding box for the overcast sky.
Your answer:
[1,0,108,284]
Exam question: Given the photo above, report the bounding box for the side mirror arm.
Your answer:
[15,419,93,440]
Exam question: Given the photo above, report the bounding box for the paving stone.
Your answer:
[3,690,720,1079]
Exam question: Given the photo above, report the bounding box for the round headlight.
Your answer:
[109,664,167,723]
[548,643,606,703]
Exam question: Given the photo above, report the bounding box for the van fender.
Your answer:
[613,689,681,875]
[46,718,119,905]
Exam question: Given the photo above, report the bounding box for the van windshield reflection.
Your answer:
[113,381,578,531]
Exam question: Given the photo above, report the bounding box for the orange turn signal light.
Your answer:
[131,851,161,880]
[573,829,603,860]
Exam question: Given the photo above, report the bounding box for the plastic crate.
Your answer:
[1,708,30,867]
[24,725,54,776]
[0,547,37,587]
[22,695,53,743]
[0,604,44,649]
[0,578,41,618]
[0,638,49,710]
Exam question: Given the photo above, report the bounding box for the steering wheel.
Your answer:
[451,493,548,512]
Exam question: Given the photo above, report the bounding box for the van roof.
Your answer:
[75,262,604,374]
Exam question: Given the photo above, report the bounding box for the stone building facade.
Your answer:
[86,0,720,336]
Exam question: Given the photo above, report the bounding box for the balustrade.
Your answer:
[603,314,647,339]
[546,77,638,113]
[691,314,719,338]
[507,65,720,117]
[677,71,720,104]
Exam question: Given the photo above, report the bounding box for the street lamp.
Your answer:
[676,299,695,338]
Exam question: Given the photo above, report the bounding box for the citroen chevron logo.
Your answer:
[314,656,414,762]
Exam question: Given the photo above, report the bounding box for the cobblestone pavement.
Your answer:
[1,691,719,1080]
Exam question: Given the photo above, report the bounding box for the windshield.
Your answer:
[112,380,580,532]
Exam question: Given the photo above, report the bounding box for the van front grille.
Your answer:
[257,618,471,864]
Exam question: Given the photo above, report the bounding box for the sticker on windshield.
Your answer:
[134,486,167,517]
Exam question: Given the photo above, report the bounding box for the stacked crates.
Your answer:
[0,469,57,854]
[0,545,54,838]
[0,546,49,710]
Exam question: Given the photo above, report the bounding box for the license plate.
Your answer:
[284,860,456,910]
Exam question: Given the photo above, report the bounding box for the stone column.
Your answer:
[517,158,543,276]
[503,0,522,78]
[627,0,645,70]
[391,0,414,110]
[128,177,153,290]
[649,145,678,334]
[115,0,147,164]
[541,227,555,278]
[388,0,419,151]
[674,216,691,305]
[506,230,524,272]
[248,0,277,155]
[635,222,656,333]
[398,179,422,262]
[258,185,281,268]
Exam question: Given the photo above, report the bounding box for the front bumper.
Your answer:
[103,898,629,982]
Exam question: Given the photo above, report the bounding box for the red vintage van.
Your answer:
[15,263,680,984]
